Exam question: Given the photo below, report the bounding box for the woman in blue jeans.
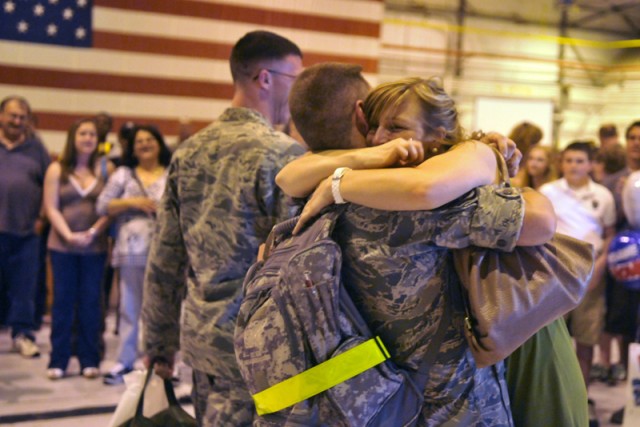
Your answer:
[43,118,113,379]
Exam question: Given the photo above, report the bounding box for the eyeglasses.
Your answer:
[253,68,298,81]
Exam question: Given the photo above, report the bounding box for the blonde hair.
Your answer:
[363,77,464,145]
[521,145,557,189]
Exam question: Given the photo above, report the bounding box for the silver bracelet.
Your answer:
[331,167,351,204]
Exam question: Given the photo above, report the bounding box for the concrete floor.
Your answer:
[0,315,633,426]
[0,314,193,427]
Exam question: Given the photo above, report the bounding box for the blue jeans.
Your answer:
[0,233,39,339]
[116,265,145,368]
[49,250,106,370]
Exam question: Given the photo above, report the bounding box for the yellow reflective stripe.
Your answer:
[252,337,390,416]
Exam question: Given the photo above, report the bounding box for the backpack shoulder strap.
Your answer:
[264,205,347,259]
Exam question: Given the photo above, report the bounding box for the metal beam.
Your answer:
[384,2,638,38]
[554,4,570,150]
[455,0,467,77]
[568,44,603,87]
[571,1,640,33]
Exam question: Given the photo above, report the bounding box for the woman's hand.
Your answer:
[362,138,425,169]
[293,176,335,235]
[67,231,93,248]
[129,197,158,215]
[480,132,522,178]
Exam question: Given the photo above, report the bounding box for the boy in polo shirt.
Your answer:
[539,141,616,424]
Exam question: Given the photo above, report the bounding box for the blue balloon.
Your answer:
[608,231,640,291]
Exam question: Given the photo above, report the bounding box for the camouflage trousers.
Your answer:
[192,369,255,427]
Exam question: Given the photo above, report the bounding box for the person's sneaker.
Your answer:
[588,399,600,427]
[612,363,627,381]
[12,335,40,358]
[82,367,100,379]
[590,364,606,382]
[605,367,618,387]
[46,368,64,380]
[103,363,132,385]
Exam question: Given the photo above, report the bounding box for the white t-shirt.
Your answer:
[539,178,616,253]
[622,170,640,229]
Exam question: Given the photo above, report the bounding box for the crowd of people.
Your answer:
[1,29,640,427]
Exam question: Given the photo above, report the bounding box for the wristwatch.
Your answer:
[331,167,351,204]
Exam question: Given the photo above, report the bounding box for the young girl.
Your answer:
[513,144,557,189]
[43,118,113,380]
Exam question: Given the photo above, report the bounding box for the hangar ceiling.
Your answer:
[385,0,640,38]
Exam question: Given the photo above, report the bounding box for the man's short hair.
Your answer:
[595,143,626,174]
[563,140,596,161]
[0,95,31,115]
[598,123,618,139]
[230,31,302,82]
[626,120,640,139]
[289,63,370,152]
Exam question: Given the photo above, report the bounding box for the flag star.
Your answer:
[75,26,86,39]
[47,23,57,36]
[34,3,45,16]
[77,0,87,7]
[62,7,73,20]
[49,0,58,4]
[4,1,16,13]
[17,20,28,33]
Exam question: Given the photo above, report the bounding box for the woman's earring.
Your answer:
[431,147,439,154]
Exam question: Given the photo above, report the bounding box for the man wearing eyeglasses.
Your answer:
[141,30,304,427]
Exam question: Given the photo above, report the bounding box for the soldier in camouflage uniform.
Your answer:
[141,31,304,427]
[277,67,556,424]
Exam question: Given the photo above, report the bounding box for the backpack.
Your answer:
[235,207,448,426]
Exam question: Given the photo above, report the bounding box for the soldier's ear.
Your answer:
[355,100,368,137]
[254,69,271,89]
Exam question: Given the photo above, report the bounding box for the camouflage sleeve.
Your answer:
[257,143,305,223]
[424,184,523,251]
[467,184,524,251]
[142,158,188,361]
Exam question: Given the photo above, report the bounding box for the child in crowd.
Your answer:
[539,141,616,424]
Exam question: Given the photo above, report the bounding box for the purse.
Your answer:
[117,360,196,427]
[452,147,595,368]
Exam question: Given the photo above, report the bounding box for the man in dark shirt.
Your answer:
[0,95,50,358]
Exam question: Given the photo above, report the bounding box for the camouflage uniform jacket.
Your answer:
[335,185,524,426]
[142,107,305,377]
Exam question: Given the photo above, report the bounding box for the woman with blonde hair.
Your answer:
[277,75,575,425]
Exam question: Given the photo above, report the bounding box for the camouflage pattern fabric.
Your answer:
[335,185,524,426]
[192,369,255,427]
[141,108,304,418]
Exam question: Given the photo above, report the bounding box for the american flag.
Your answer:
[0,0,382,153]
[0,0,92,47]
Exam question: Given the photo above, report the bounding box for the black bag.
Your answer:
[117,360,196,427]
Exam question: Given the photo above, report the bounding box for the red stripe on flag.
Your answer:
[95,0,381,38]
[93,31,379,73]
[0,64,234,99]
